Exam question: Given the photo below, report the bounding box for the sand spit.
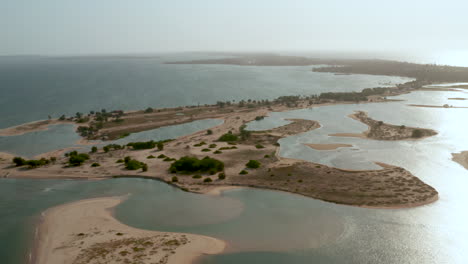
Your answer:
[330,111,437,141]
[0,119,73,137]
[452,151,468,170]
[34,197,225,264]
[409,104,468,109]
[305,143,353,150]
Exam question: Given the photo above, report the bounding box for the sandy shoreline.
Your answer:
[33,196,226,264]
[0,119,73,137]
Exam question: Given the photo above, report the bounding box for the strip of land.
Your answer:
[305,143,353,150]
[330,111,437,141]
[34,196,225,264]
[409,104,468,109]
[0,119,72,136]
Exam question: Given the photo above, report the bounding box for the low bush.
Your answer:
[91,163,100,167]
[239,170,248,175]
[218,173,226,180]
[147,155,156,159]
[246,160,261,169]
[218,133,238,142]
[203,178,213,183]
[255,144,265,149]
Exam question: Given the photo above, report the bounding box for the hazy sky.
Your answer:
[2,0,468,57]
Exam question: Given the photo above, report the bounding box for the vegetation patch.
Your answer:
[246,160,261,169]
[169,156,224,174]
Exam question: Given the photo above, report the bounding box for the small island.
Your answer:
[331,111,437,140]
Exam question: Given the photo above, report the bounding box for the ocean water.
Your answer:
[1,55,468,264]
[0,55,411,129]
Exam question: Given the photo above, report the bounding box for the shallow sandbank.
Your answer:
[305,143,353,150]
[34,197,225,264]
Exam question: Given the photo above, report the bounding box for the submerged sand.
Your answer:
[305,143,353,150]
[34,197,225,264]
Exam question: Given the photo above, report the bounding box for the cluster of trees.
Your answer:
[319,92,367,102]
[169,156,224,174]
[313,60,468,83]
[123,156,148,171]
[12,156,56,168]
[218,132,238,142]
[66,151,90,166]
[127,140,167,150]
[103,144,125,152]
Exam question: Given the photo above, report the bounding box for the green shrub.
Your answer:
[193,141,206,147]
[144,107,153,113]
[246,160,261,169]
[255,144,265,149]
[147,155,156,159]
[206,129,213,135]
[125,159,146,170]
[157,154,166,159]
[219,146,237,150]
[171,176,178,182]
[91,146,98,153]
[209,144,217,148]
[214,150,222,154]
[163,157,175,162]
[157,142,164,151]
[218,173,226,180]
[201,148,211,152]
[239,170,248,175]
[124,156,131,164]
[127,140,156,150]
[169,156,224,174]
[91,163,100,167]
[218,133,238,142]
[264,154,270,158]
[116,159,124,163]
[12,157,26,167]
[68,151,90,166]
[192,174,202,179]
[203,178,213,183]
[142,163,148,172]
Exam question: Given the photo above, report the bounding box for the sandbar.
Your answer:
[34,196,225,264]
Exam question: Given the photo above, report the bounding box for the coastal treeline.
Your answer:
[168,54,468,82]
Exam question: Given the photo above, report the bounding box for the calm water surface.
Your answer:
[0,55,411,129]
